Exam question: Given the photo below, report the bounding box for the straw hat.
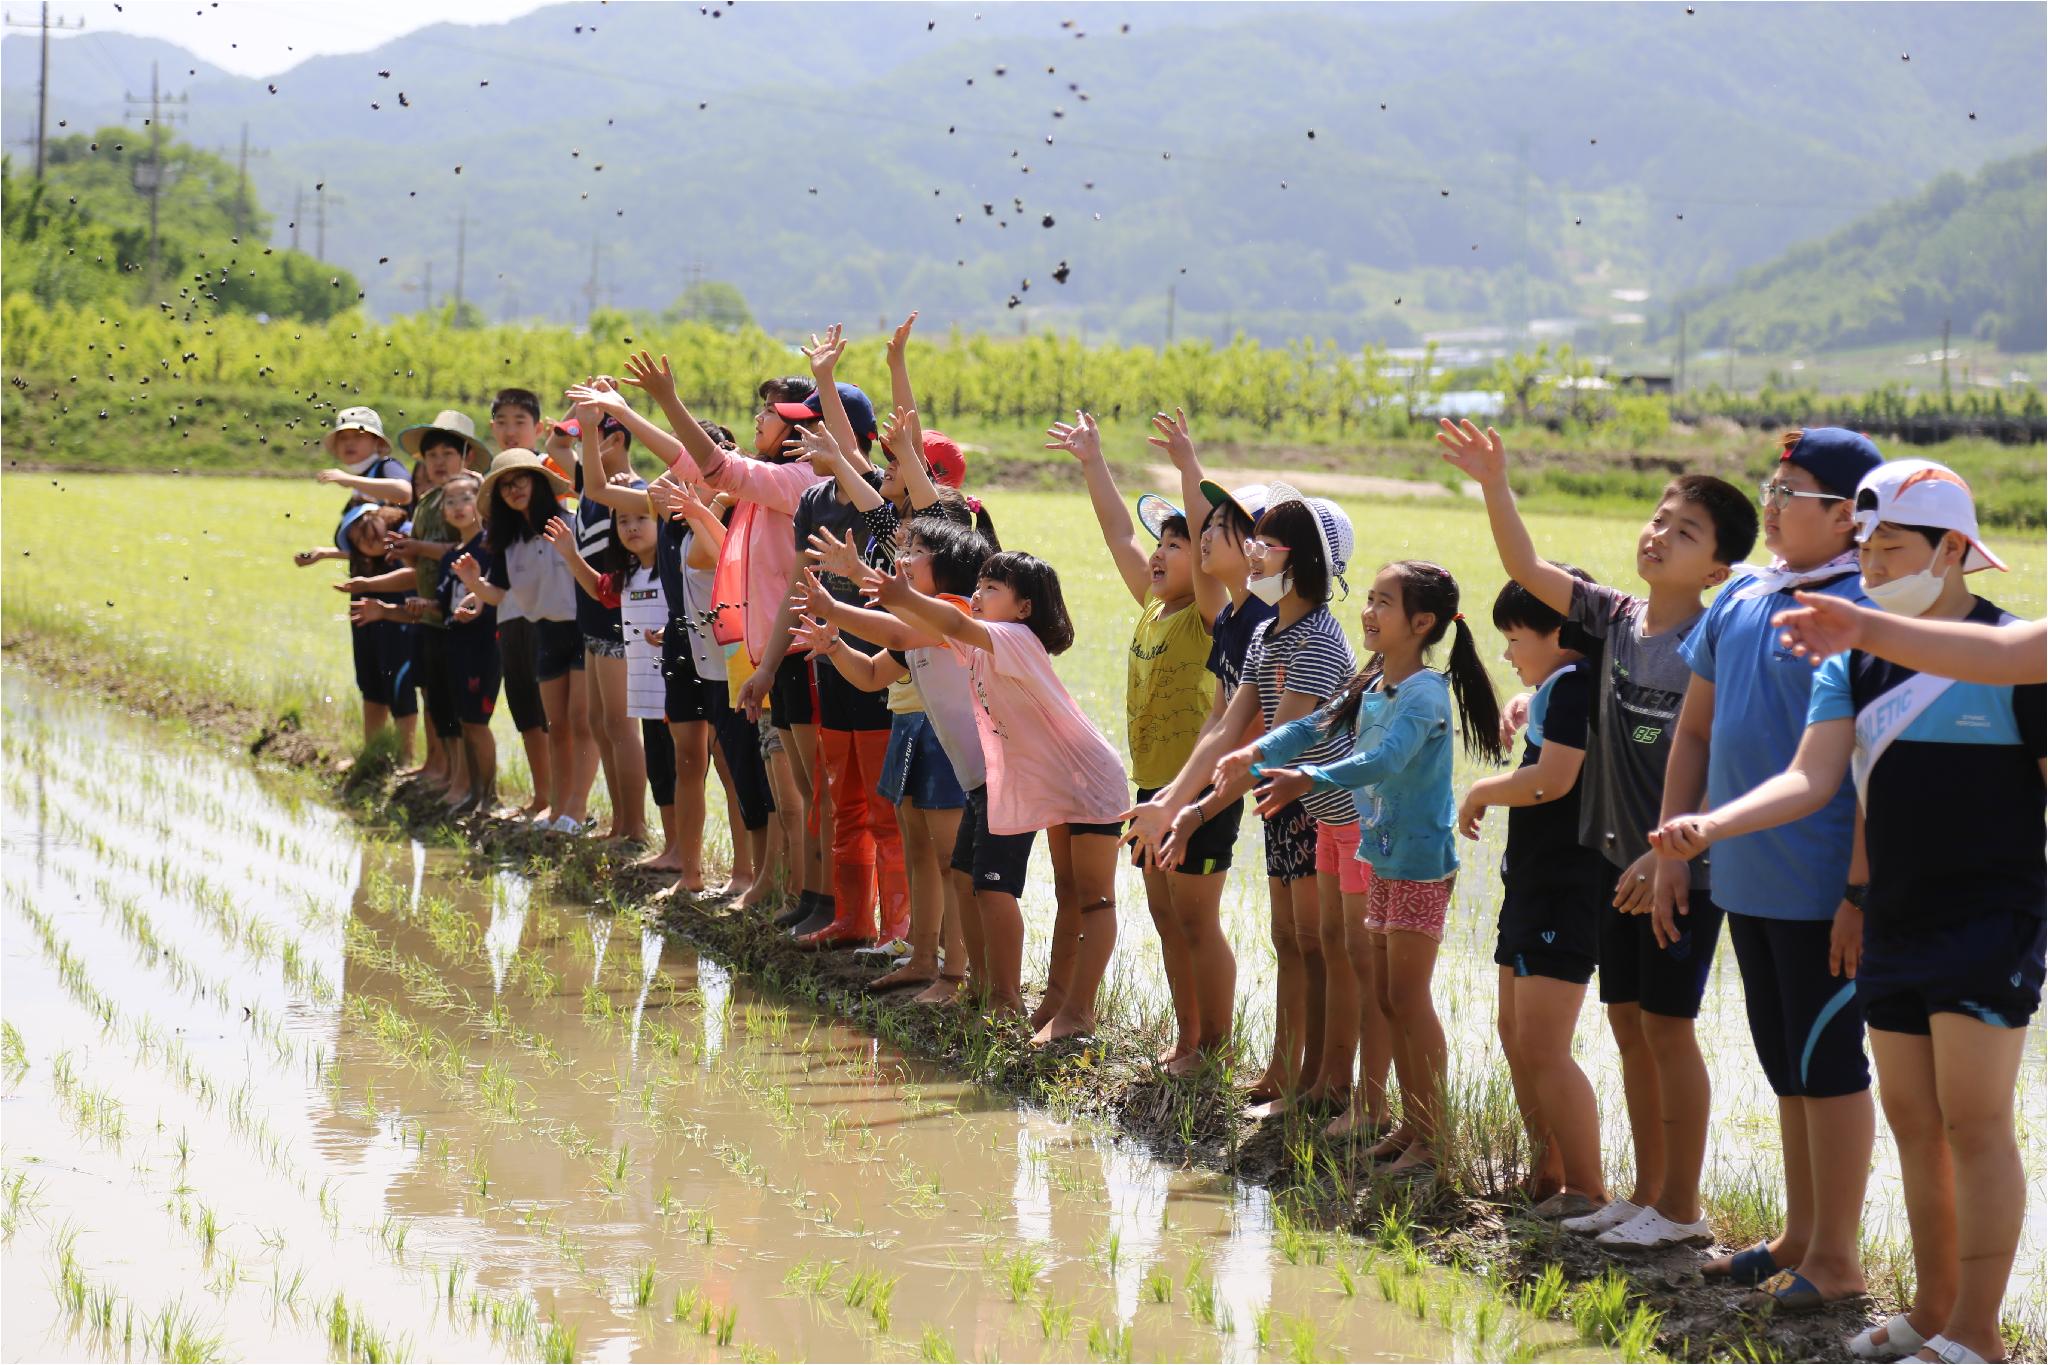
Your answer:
[396,409,491,464]
[477,448,573,505]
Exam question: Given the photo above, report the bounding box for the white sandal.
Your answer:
[1849,1313,1927,1361]
[1920,1335,1989,1364]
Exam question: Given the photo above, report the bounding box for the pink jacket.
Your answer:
[667,445,826,665]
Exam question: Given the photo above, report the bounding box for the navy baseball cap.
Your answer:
[1780,427,1882,499]
[774,382,878,449]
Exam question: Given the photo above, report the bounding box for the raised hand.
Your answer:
[791,421,845,467]
[792,614,840,657]
[1434,418,1507,485]
[542,515,576,557]
[884,311,918,367]
[789,568,835,620]
[802,323,847,381]
[450,552,482,585]
[647,475,680,520]
[1145,407,1197,469]
[314,468,348,485]
[1772,591,1867,666]
[564,382,630,418]
[806,526,866,583]
[621,350,678,405]
[871,562,915,609]
[1044,410,1103,464]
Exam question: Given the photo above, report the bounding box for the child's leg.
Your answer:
[560,664,596,823]
[763,734,805,906]
[1928,1011,2028,1360]
[1516,973,1604,1199]
[1167,868,1234,1073]
[1342,885,1393,1132]
[1363,931,1415,1156]
[1639,1007,1710,1223]
[1607,1002,1666,1209]
[394,712,417,766]
[1494,968,1544,1184]
[1032,841,1081,1030]
[1309,867,1360,1100]
[1034,827,1118,1044]
[870,801,938,988]
[805,726,878,945]
[853,726,908,944]
[637,720,680,873]
[1381,928,1445,1167]
[786,721,832,911]
[1248,875,1304,1101]
[667,720,713,887]
[595,653,647,842]
[582,646,616,828]
[1868,1027,1956,1349]
[1144,863,1198,1065]
[362,700,389,749]
[977,889,1025,1016]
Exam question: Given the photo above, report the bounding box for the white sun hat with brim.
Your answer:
[1852,458,2007,573]
[396,409,492,465]
[1262,481,1356,591]
[322,405,389,455]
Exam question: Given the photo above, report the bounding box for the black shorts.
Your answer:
[815,651,892,732]
[643,719,676,807]
[1262,799,1317,883]
[1494,876,1604,986]
[496,617,546,733]
[1861,914,2046,1036]
[534,617,583,681]
[449,638,502,728]
[951,785,1037,900]
[1596,874,1725,1019]
[714,707,773,831]
[769,653,815,729]
[1726,912,1869,1097]
[414,628,462,740]
[1133,785,1240,875]
[661,633,728,724]
[351,619,418,718]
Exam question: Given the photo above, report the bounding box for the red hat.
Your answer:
[921,430,966,488]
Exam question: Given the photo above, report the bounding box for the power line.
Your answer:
[5,2,84,179]
[122,60,189,297]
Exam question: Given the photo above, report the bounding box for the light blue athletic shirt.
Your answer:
[1679,567,1865,920]
[1258,670,1457,882]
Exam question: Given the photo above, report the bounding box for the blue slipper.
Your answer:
[1746,1269,1869,1316]
[1705,1240,1779,1286]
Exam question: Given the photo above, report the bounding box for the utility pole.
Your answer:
[290,186,303,251]
[452,208,467,321]
[5,4,83,179]
[1674,308,1687,395]
[225,123,269,238]
[313,178,346,261]
[1725,343,1735,392]
[1940,318,1952,404]
[123,61,189,297]
[583,233,602,324]
[1165,282,1177,348]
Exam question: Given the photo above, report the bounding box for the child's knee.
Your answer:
[1384,974,1432,1021]
[1943,1108,2018,1162]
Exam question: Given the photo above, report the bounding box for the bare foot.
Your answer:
[865,962,938,993]
[440,786,473,810]
[912,976,968,1005]
[1365,1130,1413,1163]
[1165,1050,1211,1078]
[633,851,684,872]
[1242,1070,1288,1106]
[1324,1104,1389,1140]
[520,798,549,818]
[1031,1012,1095,1045]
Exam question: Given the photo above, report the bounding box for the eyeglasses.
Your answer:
[1242,539,1288,560]
[1758,480,1846,510]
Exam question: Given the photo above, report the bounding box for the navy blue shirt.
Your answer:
[1206,596,1278,697]
[1504,659,1608,892]
[572,491,623,644]
[436,531,497,642]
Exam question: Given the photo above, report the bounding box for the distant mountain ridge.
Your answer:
[4,1,2042,347]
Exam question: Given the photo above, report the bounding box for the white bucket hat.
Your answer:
[322,405,389,455]
[1263,481,1355,590]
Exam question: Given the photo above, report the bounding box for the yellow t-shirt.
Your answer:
[1126,596,1215,790]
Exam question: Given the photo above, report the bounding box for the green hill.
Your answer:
[1656,150,2046,355]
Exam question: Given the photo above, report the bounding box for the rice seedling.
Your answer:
[630,1261,657,1308]
[146,1297,228,1364]
[1518,1262,1568,1319]
[1036,1294,1075,1341]
[1,1020,26,1077]
[1144,1268,1172,1303]
[1000,1246,1044,1301]
[539,1316,578,1363]
[918,1324,961,1363]
[1086,1318,1135,1362]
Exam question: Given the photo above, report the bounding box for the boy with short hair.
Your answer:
[1657,428,1882,1305]
[1438,417,1757,1251]
[314,405,412,507]
[1458,566,1609,1218]
[390,411,490,793]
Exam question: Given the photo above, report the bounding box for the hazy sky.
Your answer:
[27,1,554,78]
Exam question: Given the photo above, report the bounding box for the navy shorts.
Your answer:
[1494,875,1604,986]
[769,653,815,728]
[1597,875,1725,1019]
[534,618,583,681]
[1262,799,1316,883]
[351,619,417,718]
[660,632,727,725]
[1132,785,1240,876]
[952,785,1035,899]
[1726,912,1869,1098]
[879,712,967,810]
[1861,915,2046,1037]
[450,645,502,728]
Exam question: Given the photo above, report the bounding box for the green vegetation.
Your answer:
[1663,151,2046,354]
[2,133,358,318]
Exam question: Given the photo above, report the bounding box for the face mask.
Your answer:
[1862,564,1945,617]
[342,453,379,476]
[1246,570,1290,605]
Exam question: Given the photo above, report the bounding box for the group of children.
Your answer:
[299,318,2041,1364]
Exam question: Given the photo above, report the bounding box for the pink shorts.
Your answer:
[1365,874,1455,941]
[1313,820,1372,896]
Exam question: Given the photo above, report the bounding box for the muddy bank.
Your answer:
[0,624,2010,1363]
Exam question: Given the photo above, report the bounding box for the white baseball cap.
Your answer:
[1852,458,2005,573]
[323,405,388,454]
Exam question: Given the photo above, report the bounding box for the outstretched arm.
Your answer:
[615,352,728,478]
[1773,594,2047,684]
[332,566,416,595]
[802,325,871,474]
[1149,407,1226,629]
[871,564,993,653]
[315,469,415,503]
[793,568,942,652]
[1650,717,1856,858]
[541,515,604,599]
[1435,419,1576,615]
[794,615,907,693]
[1046,410,1150,604]
[794,424,884,513]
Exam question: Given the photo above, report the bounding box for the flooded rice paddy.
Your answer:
[1,670,1599,1363]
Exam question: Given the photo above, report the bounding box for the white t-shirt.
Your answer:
[905,638,984,789]
[495,535,577,622]
[617,563,668,720]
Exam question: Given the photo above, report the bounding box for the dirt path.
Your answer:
[1142,462,1458,501]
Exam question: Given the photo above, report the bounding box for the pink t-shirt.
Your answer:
[956,621,1130,836]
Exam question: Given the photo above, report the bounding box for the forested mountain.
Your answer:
[4,2,2041,347]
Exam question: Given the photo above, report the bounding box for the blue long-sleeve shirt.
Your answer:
[1255,670,1457,882]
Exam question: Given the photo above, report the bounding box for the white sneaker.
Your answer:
[550,814,582,834]
[1561,1198,1640,1237]
[1595,1205,1711,1250]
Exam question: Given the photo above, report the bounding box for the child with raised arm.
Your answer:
[564,400,650,846]
[1437,417,1756,1250]
[1658,429,1883,1303]
[433,472,504,815]
[865,551,1129,1043]
[1458,568,1609,1217]
[314,405,411,509]
[1044,410,1225,1075]
[1220,561,1505,1171]
[483,389,565,822]
[1653,460,2039,1365]
[595,355,836,928]
[795,518,997,1000]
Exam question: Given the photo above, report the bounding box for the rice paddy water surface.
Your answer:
[0,671,1601,1362]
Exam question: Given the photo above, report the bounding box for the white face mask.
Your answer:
[1246,570,1290,605]
[341,451,380,476]
[1862,564,1946,617]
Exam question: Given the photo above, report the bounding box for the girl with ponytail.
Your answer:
[1216,559,1505,1169]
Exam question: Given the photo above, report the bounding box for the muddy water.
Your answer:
[0,671,1590,1364]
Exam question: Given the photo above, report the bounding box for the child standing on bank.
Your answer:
[435,472,503,815]
[865,551,1129,1043]
[1458,569,1610,1216]
[1045,410,1224,1075]
[1223,561,1504,1172]
[1438,416,1756,1250]
[313,501,417,761]
[1653,459,2039,1364]
[485,389,566,823]
[1658,428,1883,1307]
